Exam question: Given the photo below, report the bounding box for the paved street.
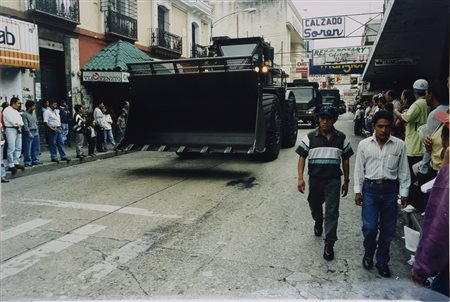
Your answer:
[0,115,431,300]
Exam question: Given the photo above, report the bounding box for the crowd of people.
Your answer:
[298,78,448,297]
[0,98,130,183]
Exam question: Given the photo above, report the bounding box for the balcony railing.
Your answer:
[191,44,208,58]
[105,9,137,40]
[151,28,182,54]
[28,0,79,23]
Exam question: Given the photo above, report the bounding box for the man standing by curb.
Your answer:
[43,100,71,163]
[297,105,353,261]
[354,110,410,278]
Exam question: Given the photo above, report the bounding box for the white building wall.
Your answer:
[211,0,304,78]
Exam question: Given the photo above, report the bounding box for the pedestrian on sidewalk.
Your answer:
[43,100,71,163]
[73,104,87,159]
[85,115,97,157]
[59,100,70,145]
[3,97,25,175]
[22,100,42,166]
[115,110,127,146]
[296,105,354,261]
[102,106,116,149]
[94,101,106,152]
[354,110,410,278]
[0,108,9,183]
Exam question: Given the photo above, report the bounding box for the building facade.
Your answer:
[210,0,305,79]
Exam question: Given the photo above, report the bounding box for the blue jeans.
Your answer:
[47,127,68,160]
[361,181,399,264]
[1,142,6,177]
[104,129,116,147]
[5,128,22,168]
[61,123,69,142]
[23,129,41,165]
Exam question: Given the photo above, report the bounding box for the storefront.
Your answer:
[80,40,153,116]
[0,15,39,104]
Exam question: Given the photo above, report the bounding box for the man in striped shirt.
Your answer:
[296,105,354,261]
[354,110,410,278]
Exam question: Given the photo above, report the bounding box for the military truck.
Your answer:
[119,37,298,161]
[287,79,322,128]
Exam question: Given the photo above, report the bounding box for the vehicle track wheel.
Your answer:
[282,94,298,148]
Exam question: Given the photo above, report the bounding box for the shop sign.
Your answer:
[313,46,371,66]
[309,63,366,75]
[303,16,345,39]
[82,71,130,83]
[0,16,39,68]
[374,58,416,66]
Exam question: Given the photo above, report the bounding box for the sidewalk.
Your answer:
[4,143,131,180]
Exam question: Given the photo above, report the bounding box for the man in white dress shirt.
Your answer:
[354,110,411,278]
[43,100,71,163]
[2,97,25,175]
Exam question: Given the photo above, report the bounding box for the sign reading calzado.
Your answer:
[303,16,345,39]
[0,16,39,68]
[82,71,130,83]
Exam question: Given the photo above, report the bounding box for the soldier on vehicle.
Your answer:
[296,105,353,261]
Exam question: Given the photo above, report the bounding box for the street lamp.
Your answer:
[210,7,257,41]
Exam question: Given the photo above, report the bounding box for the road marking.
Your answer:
[1,218,52,241]
[78,235,155,288]
[10,198,181,219]
[0,224,106,280]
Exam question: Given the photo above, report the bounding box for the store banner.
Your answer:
[303,16,345,39]
[309,63,366,75]
[82,71,130,83]
[0,16,39,68]
[312,46,372,66]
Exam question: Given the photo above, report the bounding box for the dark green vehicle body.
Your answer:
[287,80,322,128]
[120,37,298,161]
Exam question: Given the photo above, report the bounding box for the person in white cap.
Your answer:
[394,79,430,180]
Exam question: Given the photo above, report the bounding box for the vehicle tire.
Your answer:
[281,94,298,148]
[255,97,282,161]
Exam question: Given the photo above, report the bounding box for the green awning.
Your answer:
[82,40,153,83]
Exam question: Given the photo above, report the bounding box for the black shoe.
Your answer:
[61,157,71,162]
[8,166,17,175]
[314,222,323,237]
[323,241,334,261]
[15,164,25,170]
[362,253,374,270]
[25,164,33,167]
[376,263,391,278]
[76,155,85,159]
[1,177,10,183]
[51,159,60,163]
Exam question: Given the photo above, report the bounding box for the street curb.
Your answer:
[5,149,134,179]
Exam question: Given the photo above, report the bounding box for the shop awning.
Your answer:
[362,0,448,90]
[81,40,152,83]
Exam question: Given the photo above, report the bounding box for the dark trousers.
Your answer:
[95,126,105,152]
[308,177,341,243]
[361,181,398,264]
[407,155,422,183]
[88,137,96,155]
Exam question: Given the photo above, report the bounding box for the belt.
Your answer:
[365,178,398,184]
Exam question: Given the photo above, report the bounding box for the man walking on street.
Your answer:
[354,110,410,278]
[43,100,71,163]
[3,97,25,175]
[297,105,354,261]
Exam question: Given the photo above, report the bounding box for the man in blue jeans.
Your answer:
[43,100,71,163]
[354,110,410,277]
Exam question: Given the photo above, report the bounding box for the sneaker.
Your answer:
[51,159,60,163]
[24,163,33,167]
[76,155,85,159]
[375,263,391,278]
[362,253,374,270]
[323,241,334,261]
[61,157,71,162]
[32,161,43,165]
[1,177,10,183]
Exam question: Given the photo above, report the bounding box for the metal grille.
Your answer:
[101,0,137,19]
[29,0,80,23]
[151,28,183,54]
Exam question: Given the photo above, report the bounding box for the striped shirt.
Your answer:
[296,128,353,178]
[354,134,411,196]
[73,113,86,133]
